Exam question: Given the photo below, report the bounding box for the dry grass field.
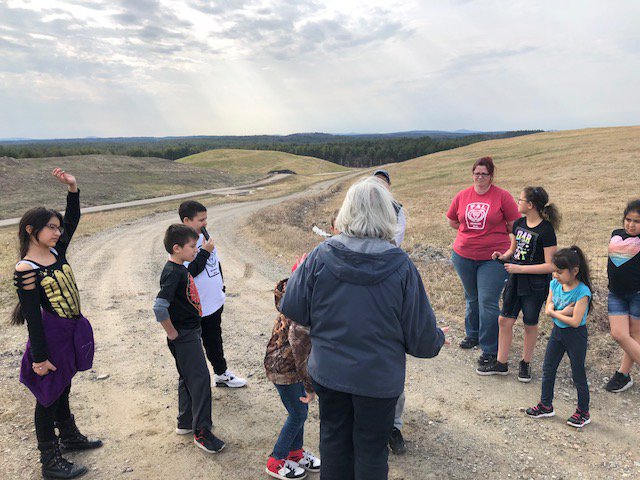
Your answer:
[243,126,640,374]
[178,148,350,176]
[0,155,237,220]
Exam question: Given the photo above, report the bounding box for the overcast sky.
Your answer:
[1,0,638,138]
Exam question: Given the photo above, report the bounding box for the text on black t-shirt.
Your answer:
[511,217,557,265]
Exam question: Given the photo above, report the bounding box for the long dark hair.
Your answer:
[523,186,561,230]
[552,246,593,312]
[10,207,63,325]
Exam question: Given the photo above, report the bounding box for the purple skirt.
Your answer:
[20,310,94,407]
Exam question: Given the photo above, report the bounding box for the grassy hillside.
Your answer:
[243,126,640,369]
[0,155,238,219]
[178,149,350,176]
[386,126,640,283]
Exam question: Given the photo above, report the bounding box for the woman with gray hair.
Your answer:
[281,176,447,480]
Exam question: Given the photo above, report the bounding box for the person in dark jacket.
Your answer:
[281,176,448,480]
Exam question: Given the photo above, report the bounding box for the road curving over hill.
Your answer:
[0,173,296,228]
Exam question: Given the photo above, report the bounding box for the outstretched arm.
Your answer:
[52,168,80,255]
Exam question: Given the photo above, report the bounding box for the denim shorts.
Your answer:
[608,291,640,319]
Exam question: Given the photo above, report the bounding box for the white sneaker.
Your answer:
[295,450,320,472]
[214,370,247,388]
[175,427,192,435]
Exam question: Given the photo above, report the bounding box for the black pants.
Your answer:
[201,306,227,375]
[167,327,213,432]
[541,325,590,412]
[35,385,72,443]
[313,379,398,480]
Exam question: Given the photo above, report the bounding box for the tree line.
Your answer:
[0,131,542,168]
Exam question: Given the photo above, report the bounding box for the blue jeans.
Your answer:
[541,325,589,412]
[451,251,508,355]
[272,383,308,460]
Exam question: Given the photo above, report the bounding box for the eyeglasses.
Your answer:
[473,173,491,177]
[46,224,64,234]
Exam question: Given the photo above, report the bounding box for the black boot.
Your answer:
[39,439,88,479]
[55,415,103,452]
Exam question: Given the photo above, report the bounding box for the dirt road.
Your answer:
[1,175,639,479]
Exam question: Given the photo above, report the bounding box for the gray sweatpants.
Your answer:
[167,327,213,432]
[394,391,405,429]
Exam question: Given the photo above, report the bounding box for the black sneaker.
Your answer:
[567,409,591,428]
[605,371,633,393]
[525,402,555,418]
[518,360,532,383]
[388,427,406,454]
[477,352,497,366]
[194,429,225,453]
[459,337,479,349]
[476,360,508,376]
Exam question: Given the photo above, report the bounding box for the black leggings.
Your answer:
[35,385,72,443]
[201,306,227,375]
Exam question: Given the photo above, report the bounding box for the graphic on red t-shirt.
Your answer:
[465,203,490,230]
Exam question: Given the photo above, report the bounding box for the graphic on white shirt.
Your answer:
[465,202,490,230]
[184,234,225,316]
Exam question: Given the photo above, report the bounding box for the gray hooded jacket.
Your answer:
[280,234,445,398]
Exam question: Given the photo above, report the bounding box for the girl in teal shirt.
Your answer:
[525,246,593,428]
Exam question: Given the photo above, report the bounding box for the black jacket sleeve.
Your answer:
[186,248,211,277]
[14,270,48,363]
[56,190,81,257]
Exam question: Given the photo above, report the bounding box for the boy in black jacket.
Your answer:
[153,224,225,453]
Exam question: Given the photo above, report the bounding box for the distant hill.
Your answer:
[0,155,236,220]
[0,130,543,167]
[178,149,349,176]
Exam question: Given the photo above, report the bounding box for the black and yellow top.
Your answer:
[14,190,82,362]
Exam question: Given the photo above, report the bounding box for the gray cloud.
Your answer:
[198,1,409,60]
[439,46,540,78]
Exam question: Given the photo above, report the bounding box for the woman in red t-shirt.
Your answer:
[446,157,520,366]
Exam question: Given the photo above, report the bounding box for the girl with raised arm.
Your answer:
[12,169,102,479]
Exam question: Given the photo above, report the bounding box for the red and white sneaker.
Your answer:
[266,456,307,479]
[288,449,320,473]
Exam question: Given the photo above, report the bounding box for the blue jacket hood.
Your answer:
[317,238,407,286]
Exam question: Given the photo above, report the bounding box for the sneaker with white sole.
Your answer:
[476,360,509,376]
[604,371,633,393]
[266,457,307,479]
[175,427,192,435]
[214,370,247,388]
[288,449,320,472]
[518,360,532,383]
[525,402,555,418]
[194,428,225,453]
[567,409,591,428]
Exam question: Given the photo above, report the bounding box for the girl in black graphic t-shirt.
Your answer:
[605,199,640,393]
[477,187,560,382]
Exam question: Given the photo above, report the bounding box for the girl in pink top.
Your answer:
[447,157,520,365]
